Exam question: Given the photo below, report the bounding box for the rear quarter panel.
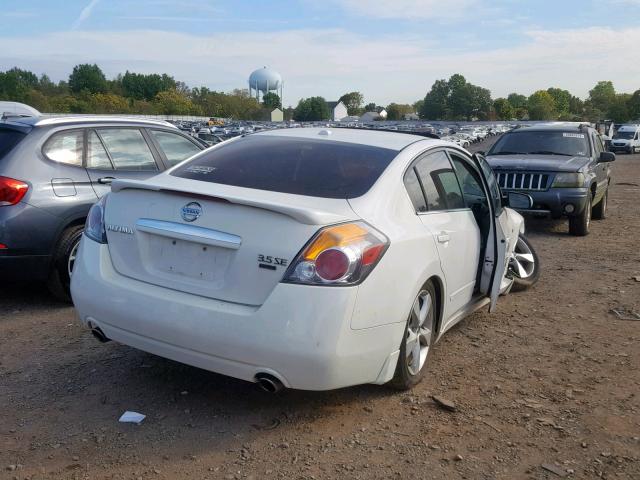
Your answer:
[348,141,446,331]
[3,126,97,216]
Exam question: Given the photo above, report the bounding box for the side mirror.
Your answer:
[599,151,616,163]
[505,192,533,210]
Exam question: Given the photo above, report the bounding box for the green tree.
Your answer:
[121,71,176,101]
[506,93,528,118]
[262,92,281,109]
[68,64,107,94]
[465,84,492,120]
[420,79,450,119]
[386,103,414,120]
[363,102,379,112]
[293,97,330,121]
[588,81,616,116]
[175,81,191,96]
[628,89,640,120]
[89,93,130,114]
[493,98,514,120]
[413,99,424,115]
[338,91,364,115]
[546,88,572,118]
[447,74,471,119]
[37,74,58,96]
[421,75,492,120]
[130,99,155,115]
[0,67,39,102]
[284,106,295,121]
[24,89,50,112]
[527,90,557,120]
[47,95,77,113]
[568,95,584,118]
[153,89,195,115]
[608,93,631,122]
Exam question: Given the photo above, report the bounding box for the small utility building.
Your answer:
[270,108,284,122]
[326,101,348,121]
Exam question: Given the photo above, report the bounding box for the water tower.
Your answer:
[248,67,283,105]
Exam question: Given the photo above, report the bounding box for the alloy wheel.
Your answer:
[509,236,536,279]
[67,240,80,278]
[405,290,434,376]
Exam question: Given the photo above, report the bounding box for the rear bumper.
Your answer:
[504,187,589,218]
[71,237,405,391]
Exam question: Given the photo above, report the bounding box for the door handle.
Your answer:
[97,176,116,185]
[437,232,451,243]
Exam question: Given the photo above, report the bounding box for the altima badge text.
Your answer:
[106,224,133,234]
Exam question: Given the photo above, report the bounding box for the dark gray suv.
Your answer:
[485,123,615,236]
[0,115,204,300]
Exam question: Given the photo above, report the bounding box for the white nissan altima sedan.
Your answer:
[71,128,539,392]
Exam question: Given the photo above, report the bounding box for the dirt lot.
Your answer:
[1,144,639,480]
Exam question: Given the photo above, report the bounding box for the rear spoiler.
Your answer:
[111,179,354,226]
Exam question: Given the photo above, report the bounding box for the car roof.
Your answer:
[1,115,176,129]
[254,127,437,151]
[514,122,594,133]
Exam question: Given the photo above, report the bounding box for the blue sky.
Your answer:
[1,0,639,106]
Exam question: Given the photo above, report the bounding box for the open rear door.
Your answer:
[472,153,509,312]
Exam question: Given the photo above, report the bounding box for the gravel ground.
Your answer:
[1,139,639,480]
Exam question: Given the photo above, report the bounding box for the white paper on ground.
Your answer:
[119,411,146,424]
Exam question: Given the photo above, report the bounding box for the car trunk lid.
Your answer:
[105,177,358,306]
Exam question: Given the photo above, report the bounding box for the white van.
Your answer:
[611,124,640,154]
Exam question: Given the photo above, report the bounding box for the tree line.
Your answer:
[2,64,639,122]
[0,64,275,119]
[418,74,640,123]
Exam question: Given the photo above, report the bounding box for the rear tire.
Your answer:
[568,195,592,236]
[47,225,84,302]
[592,188,608,220]
[389,281,437,390]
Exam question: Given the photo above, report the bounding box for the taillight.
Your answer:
[0,176,29,206]
[283,222,389,286]
[85,195,108,244]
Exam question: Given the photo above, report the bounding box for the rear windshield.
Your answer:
[171,135,397,198]
[0,128,26,160]
[488,130,590,157]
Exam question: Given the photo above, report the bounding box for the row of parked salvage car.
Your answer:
[0,114,614,391]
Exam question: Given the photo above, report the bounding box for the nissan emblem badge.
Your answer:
[181,202,202,222]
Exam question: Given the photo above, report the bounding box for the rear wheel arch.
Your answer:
[47,217,87,302]
[49,214,87,256]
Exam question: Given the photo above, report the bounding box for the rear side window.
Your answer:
[43,130,83,165]
[150,130,201,166]
[87,131,112,169]
[171,135,397,199]
[414,151,464,211]
[0,129,26,160]
[404,168,427,212]
[97,129,157,171]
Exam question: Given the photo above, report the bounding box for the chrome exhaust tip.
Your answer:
[91,327,110,343]
[255,373,284,393]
